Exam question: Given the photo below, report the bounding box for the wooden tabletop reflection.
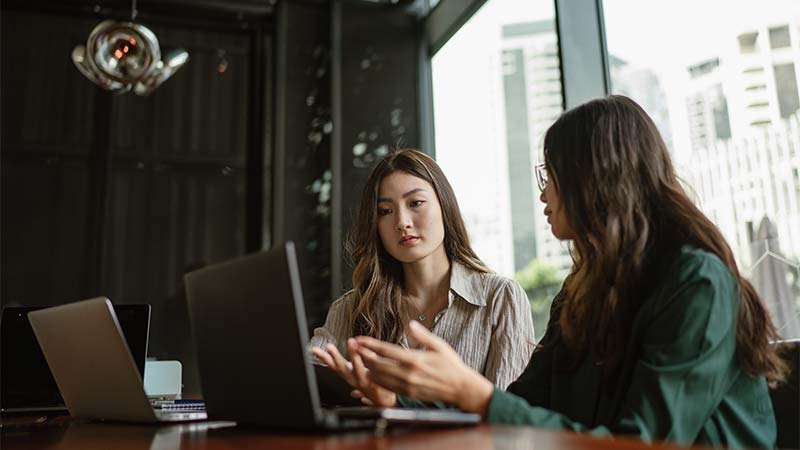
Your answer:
[2,418,700,450]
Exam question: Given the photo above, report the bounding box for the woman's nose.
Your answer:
[539,189,547,203]
[396,210,411,231]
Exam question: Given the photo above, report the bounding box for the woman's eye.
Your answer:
[410,200,425,208]
[377,208,392,216]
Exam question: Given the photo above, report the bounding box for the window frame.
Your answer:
[421,0,611,124]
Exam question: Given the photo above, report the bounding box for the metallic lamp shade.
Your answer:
[133,48,189,95]
[86,20,160,83]
[71,20,188,95]
[71,45,130,92]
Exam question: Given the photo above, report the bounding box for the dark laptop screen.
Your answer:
[0,304,150,412]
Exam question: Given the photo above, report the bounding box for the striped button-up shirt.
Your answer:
[308,262,535,389]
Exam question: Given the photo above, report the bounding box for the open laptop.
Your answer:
[184,241,481,430]
[1,304,150,415]
[27,298,207,423]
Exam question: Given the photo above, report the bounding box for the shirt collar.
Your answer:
[449,261,486,307]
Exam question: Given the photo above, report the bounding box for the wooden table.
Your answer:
[1,418,696,450]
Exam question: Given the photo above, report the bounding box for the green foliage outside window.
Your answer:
[514,259,564,342]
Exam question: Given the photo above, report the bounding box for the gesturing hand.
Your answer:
[310,339,398,407]
[354,320,494,416]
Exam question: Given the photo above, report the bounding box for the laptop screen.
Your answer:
[0,304,150,412]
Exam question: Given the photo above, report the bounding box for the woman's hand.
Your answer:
[354,320,495,416]
[310,339,398,407]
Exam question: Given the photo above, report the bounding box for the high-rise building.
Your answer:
[728,21,800,133]
[500,20,571,275]
[610,55,674,151]
[684,115,800,268]
[685,58,733,151]
[683,18,800,267]
[500,46,538,270]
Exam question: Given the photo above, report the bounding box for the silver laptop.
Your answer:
[27,297,207,423]
[184,241,480,430]
[1,303,150,415]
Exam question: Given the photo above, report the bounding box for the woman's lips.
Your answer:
[399,236,419,247]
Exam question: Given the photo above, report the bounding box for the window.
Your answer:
[738,31,759,53]
[769,25,791,49]
[431,0,564,340]
[604,0,800,338]
[775,63,800,118]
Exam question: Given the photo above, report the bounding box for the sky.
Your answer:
[603,0,800,70]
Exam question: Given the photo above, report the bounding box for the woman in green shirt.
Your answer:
[316,96,788,448]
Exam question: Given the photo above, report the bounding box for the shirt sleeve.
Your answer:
[487,257,743,444]
[307,293,355,358]
[483,280,536,390]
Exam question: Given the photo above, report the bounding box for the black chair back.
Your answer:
[770,338,800,449]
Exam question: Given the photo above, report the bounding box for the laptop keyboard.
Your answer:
[152,400,206,412]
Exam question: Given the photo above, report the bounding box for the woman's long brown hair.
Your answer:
[346,149,490,343]
[544,95,786,383]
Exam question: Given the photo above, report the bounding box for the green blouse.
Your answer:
[486,246,776,448]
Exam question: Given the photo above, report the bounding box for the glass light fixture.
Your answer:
[71,0,188,95]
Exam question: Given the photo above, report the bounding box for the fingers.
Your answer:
[365,369,406,393]
[354,338,416,388]
[310,347,334,367]
[406,320,449,352]
[326,343,351,370]
[354,336,414,363]
[348,344,398,408]
[347,339,370,387]
[355,342,402,369]
[355,345,413,393]
[350,389,375,405]
[311,345,362,390]
[353,332,459,403]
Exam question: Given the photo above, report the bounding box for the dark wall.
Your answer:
[1,6,272,396]
[2,12,100,307]
[276,0,425,326]
[274,0,333,330]
[331,0,424,298]
[1,0,427,395]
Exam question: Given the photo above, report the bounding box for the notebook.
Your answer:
[184,241,481,430]
[27,298,207,423]
[0,303,150,415]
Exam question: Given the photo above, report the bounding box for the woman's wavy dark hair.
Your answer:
[346,148,490,343]
[544,95,786,383]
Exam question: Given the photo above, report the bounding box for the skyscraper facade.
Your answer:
[501,20,571,275]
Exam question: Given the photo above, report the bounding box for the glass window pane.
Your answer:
[738,31,759,54]
[432,0,564,341]
[769,25,791,49]
[604,0,800,339]
[775,63,800,118]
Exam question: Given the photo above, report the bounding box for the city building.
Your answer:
[683,18,800,268]
[500,19,571,275]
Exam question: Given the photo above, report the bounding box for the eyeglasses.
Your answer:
[534,163,548,192]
